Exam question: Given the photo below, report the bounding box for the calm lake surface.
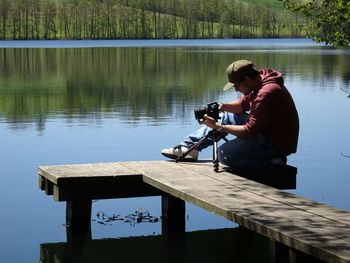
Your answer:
[0,39,350,262]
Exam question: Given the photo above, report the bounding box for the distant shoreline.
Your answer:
[0,38,325,49]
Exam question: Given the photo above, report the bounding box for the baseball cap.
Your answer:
[223,60,256,91]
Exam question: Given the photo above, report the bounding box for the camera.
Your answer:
[194,102,221,122]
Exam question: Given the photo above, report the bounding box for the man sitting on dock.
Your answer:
[161,59,299,168]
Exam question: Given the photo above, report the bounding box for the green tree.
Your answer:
[57,0,71,38]
[43,0,57,39]
[0,0,10,38]
[179,0,200,38]
[284,0,350,47]
[220,0,236,37]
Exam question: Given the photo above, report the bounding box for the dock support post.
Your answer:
[269,240,323,263]
[270,240,292,263]
[161,194,186,261]
[289,248,324,263]
[65,198,92,262]
[161,194,185,238]
[66,198,92,238]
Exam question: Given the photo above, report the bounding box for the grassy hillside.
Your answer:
[0,0,307,40]
[241,0,285,10]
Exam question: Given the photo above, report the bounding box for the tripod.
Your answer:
[176,129,228,172]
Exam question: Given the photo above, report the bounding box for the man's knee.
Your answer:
[218,143,238,166]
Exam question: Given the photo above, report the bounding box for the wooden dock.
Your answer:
[38,160,350,263]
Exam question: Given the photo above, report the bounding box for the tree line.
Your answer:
[1,47,350,129]
[284,0,350,47]
[0,0,306,40]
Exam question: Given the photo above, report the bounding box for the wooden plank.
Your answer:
[52,182,161,202]
[39,162,162,200]
[122,161,350,263]
[172,161,350,233]
[45,178,54,196]
[174,161,350,226]
[38,162,141,185]
[39,175,45,191]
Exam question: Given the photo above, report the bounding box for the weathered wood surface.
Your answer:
[38,162,161,201]
[39,162,140,185]
[38,160,350,263]
[172,162,350,225]
[121,161,350,263]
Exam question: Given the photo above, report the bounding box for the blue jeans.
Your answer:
[179,112,284,168]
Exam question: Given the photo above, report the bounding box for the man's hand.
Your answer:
[203,114,246,137]
[203,114,219,129]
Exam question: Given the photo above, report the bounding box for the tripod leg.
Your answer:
[176,131,213,162]
[176,129,221,172]
[213,132,219,172]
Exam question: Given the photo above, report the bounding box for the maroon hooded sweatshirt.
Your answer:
[240,69,299,155]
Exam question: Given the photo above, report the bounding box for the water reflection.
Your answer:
[1,41,349,263]
[40,228,271,263]
[1,45,350,130]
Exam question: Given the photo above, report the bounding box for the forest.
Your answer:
[0,0,307,40]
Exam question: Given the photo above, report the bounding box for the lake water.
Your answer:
[0,39,350,262]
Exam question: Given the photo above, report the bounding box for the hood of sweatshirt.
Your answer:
[260,69,284,87]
